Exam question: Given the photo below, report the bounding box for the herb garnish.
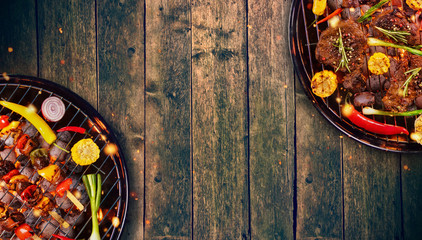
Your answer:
[401,67,421,97]
[374,26,410,44]
[357,0,389,23]
[333,28,351,72]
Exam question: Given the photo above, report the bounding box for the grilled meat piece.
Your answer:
[0,161,16,177]
[316,20,367,73]
[382,55,422,111]
[343,70,368,92]
[372,8,421,45]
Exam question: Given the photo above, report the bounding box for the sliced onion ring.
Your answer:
[41,96,65,122]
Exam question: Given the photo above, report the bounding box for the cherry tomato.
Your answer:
[56,178,72,197]
[0,115,10,129]
[15,223,33,240]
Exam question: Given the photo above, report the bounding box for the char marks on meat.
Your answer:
[316,20,367,73]
[372,8,421,45]
[383,55,422,111]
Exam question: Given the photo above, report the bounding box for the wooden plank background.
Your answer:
[0,0,421,239]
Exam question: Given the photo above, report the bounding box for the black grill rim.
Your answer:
[0,75,129,239]
[289,0,422,153]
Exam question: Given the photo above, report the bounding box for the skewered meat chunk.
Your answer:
[372,8,421,45]
[316,20,367,73]
[0,161,16,177]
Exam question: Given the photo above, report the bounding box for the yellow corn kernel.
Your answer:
[368,52,390,75]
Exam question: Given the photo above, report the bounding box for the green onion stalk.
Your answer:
[367,38,422,56]
[363,107,422,116]
[83,174,102,240]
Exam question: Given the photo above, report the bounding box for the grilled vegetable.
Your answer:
[57,126,88,135]
[411,115,422,143]
[367,38,422,56]
[363,107,422,116]
[56,178,73,197]
[14,223,33,240]
[41,96,65,122]
[0,121,20,135]
[311,70,338,97]
[316,8,343,25]
[38,165,62,183]
[312,0,327,15]
[82,174,102,240]
[0,115,10,129]
[342,103,409,135]
[0,101,57,145]
[406,0,422,10]
[71,139,100,166]
[368,52,390,75]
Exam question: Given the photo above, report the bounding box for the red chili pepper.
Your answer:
[16,134,30,150]
[56,178,72,197]
[0,115,10,129]
[342,104,409,135]
[15,223,33,240]
[52,234,76,240]
[2,169,19,183]
[316,8,343,25]
[20,185,37,201]
[57,126,87,134]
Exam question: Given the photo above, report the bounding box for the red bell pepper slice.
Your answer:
[2,169,19,183]
[16,134,30,149]
[20,185,37,201]
[56,178,72,197]
[15,223,33,240]
[0,115,10,129]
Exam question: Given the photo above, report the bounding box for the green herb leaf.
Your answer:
[374,26,410,44]
[357,0,389,23]
[334,28,351,72]
[401,67,421,97]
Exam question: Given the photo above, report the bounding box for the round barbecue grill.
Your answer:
[289,0,422,152]
[0,75,128,239]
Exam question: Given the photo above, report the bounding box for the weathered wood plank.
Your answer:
[343,139,402,239]
[248,0,294,239]
[97,0,145,239]
[295,76,342,239]
[145,0,191,238]
[37,0,97,106]
[0,0,37,76]
[402,154,422,240]
[191,0,249,239]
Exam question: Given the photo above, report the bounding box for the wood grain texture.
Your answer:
[401,154,422,240]
[37,0,97,106]
[191,0,249,239]
[0,0,37,76]
[97,0,145,239]
[343,138,402,239]
[248,0,295,239]
[145,0,192,238]
[295,77,342,239]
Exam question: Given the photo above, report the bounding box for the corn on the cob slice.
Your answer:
[311,70,337,98]
[406,0,422,10]
[368,52,390,75]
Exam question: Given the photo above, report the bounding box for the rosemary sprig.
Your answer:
[334,28,351,72]
[374,26,410,44]
[401,67,421,97]
[357,0,389,23]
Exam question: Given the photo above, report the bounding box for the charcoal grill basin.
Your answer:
[0,75,129,239]
[289,0,422,153]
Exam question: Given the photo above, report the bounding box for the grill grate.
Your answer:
[290,0,422,152]
[0,76,128,239]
